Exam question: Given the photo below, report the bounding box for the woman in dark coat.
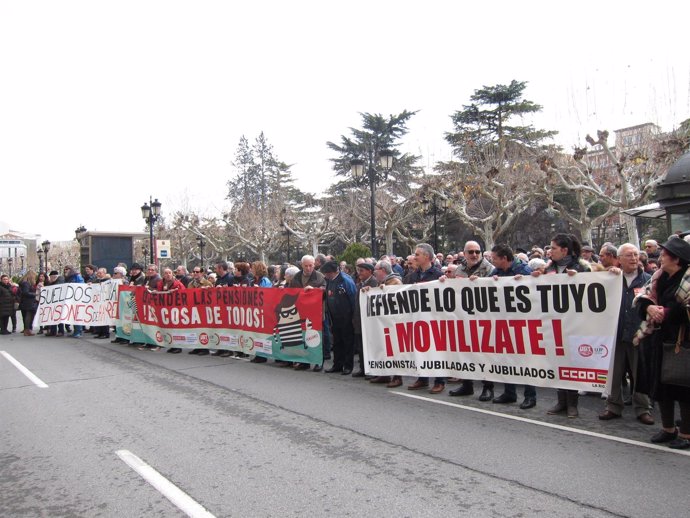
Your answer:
[535,233,591,418]
[18,270,39,335]
[634,237,690,449]
[0,274,15,335]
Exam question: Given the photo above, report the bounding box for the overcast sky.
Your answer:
[1,0,688,242]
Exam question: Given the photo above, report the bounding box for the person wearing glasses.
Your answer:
[450,241,496,401]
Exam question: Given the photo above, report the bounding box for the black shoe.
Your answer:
[341,368,353,375]
[313,364,322,372]
[218,350,232,357]
[97,335,110,339]
[651,429,678,443]
[325,366,343,373]
[250,356,267,363]
[493,393,517,404]
[352,370,365,378]
[196,349,210,355]
[519,397,537,409]
[294,363,310,371]
[478,387,494,402]
[111,338,128,344]
[668,437,690,449]
[449,385,474,397]
[167,348,182,354]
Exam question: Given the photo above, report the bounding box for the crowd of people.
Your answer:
[1,234,688,450]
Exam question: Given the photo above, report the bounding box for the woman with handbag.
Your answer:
[634,237,690,450]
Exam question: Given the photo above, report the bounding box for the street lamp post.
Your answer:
[142,246,149,268]
[41,240,51,271]
[37,248,44,273]
[350,149,394,258]
[141,197,162,265]
[422,193,449,253]
[7,257,13,276]
[20,254,25,273]
[196,235,206,270]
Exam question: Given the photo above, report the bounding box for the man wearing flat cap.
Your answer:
[321,260,357,375]
[353,261,378,377]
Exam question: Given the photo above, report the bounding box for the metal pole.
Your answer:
[286,231,290,264]
[369,169,377,258]
[433,198,439,253]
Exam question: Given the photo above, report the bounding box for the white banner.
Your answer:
[37,279,123,326]
[361,272,623,392]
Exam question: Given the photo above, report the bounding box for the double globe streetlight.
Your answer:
[196,235,206,270]
[141,197,162,265]
[350,149,394,258]
[37,240,51,273]
[422,193,449,253]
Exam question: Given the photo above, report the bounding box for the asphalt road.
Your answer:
[1,331,688,517]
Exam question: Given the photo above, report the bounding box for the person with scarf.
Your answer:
[533,233,591,418]
[633,237,690,449]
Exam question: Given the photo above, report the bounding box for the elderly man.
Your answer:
[599,244,619,270]
[450,241,495,400]
[321,261,357,375]
[289,255,327,371]
[456,241,493,278]
[128,263,146,286]
[406,243,446,394]
[644,239,660,260]
[145,264,162,290]
[353,262,378,377]
[581,245,598,264]
[598,243,654,425]
[175,265,192,287]
[212,261,235,357]
[367,260,405,387]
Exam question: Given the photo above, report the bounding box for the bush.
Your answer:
[338,243,372,268]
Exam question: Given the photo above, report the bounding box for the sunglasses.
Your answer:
[466,250,481,255]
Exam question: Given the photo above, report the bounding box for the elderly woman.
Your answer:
[634,238,690,449]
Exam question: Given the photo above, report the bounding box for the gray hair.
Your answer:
[415,243,435,260]
[301,255,314,264]
[617,243,639,256]
[285,266,299,278]
[375,260,392,275]
[528,258,547,271]
[601,244,619,258]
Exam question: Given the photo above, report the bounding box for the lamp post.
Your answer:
[7,257,13,276]
[20,254,25,273]
[142,246,149,268]
[422,193,449,253]
[350,149,394,258]
[141,197,162,265]
[196,235,206,270]
[37,248,44,273]
[41,240,51,271]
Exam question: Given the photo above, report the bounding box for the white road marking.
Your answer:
[0,351,48,388]
[394,392,690,457]
[116,449,216,518]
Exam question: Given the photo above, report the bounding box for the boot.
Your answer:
[547,390,567,415]
[566,391,579,418]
